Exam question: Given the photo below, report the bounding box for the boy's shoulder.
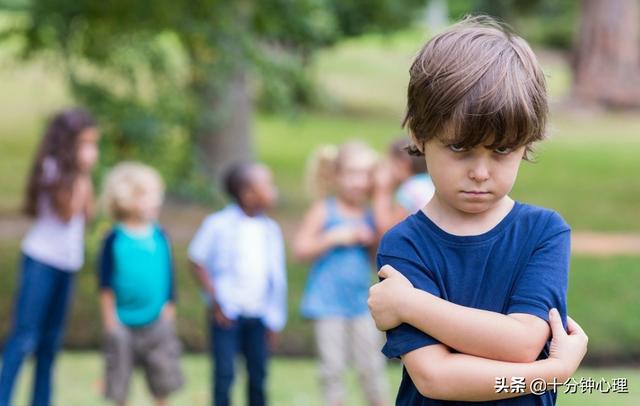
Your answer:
[515,202,571,236]
[378,202,570,254]
[378,213,425,256]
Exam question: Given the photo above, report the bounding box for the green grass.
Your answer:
[567,256,640,359]
[10,353,640,406]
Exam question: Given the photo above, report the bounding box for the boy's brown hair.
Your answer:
[403,16,547,159]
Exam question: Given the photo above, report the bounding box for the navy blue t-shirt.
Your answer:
[377,201,570,406]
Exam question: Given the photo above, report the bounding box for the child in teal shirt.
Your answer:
[99,162,184,406]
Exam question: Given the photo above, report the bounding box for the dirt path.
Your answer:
[1,210,639,256]
[571,232,640,256]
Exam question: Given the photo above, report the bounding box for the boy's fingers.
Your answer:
[566,316,587,337]
[378,265,396,279]
[548,308,566,337]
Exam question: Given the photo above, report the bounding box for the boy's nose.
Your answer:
[469,160,490,182]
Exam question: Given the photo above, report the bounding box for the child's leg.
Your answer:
[314,318,348,406]
[209,316,239,406]
[138,318,184,403]
[32,269,75,406]
[0,255,58,406]
[239,317,268,406]
[350,315,389,406]
[103,326,134,405]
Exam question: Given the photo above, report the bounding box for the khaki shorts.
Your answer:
[103,317,184,402]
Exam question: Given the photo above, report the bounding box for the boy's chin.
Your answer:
[452,200,498,215]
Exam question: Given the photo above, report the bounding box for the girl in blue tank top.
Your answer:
[294,141,389,406]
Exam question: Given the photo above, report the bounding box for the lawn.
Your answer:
[10,353,640,406]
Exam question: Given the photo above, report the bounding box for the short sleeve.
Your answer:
[188,216,216,266]
[507,213,571,324]
[377,252,442,359]
[159,227,177,302]
[98,231,117,290]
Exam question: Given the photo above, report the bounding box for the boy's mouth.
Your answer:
[462,190,490,195]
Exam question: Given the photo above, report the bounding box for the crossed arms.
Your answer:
[368,265,588,401]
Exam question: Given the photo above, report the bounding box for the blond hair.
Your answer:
[305,141,378,198]
[403,16,547,159]
[103,162,165,220]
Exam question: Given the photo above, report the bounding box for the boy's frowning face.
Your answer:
[423,138,525,215]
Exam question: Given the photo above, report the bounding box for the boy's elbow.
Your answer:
[490,345,541,363]
[519,343,544,363]
[412,363,447,399]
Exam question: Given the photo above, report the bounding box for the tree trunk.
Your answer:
[572,0,640,108]
[196,70,254,188]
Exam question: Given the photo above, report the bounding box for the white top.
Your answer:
[21,158,85,272]
[233,216,270,315]
[395,173,435,213]
[188,204,288,331]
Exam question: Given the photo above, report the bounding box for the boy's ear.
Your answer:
[408,130,425,154]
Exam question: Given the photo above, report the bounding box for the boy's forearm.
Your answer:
[99,291,118,327]
[409,348,567,401]
[402,289,545,362]
[189,261,216,298]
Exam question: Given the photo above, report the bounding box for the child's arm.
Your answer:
[372,165,408,236]
[189,260,216,304]
[263,222,288,337]
[370,266,548,362]
[162,228,177,322]
[372,226,570,363]
[98,232,118,331]
[189,260,231,326]
[100,290,120,332]
[293,201,365,262]
[402,309,587,401]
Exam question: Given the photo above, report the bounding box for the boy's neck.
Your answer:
[237,203,262,217]
[423,194,514,236]
[120,218,153,234]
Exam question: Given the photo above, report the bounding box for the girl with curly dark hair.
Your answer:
[0,108,99,406]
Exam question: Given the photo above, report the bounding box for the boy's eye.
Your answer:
[494,146,513,155]
[448,144,468,153]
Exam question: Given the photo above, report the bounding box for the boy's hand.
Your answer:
[547,308,588,380]
[368,265,414,331]
[104,316,121,333]
[212,301,233,328]
[162,303,176,322]
[266,330,279,352]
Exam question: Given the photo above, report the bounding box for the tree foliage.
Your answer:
[0,0,424,197]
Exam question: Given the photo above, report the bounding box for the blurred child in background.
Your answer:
[188,161,287,406]
[372,137,434,236]
[99,162,184,406]
[0,108,99,406]
[294,141,389,406]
